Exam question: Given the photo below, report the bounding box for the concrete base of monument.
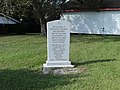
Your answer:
[43,61,74,74]
[43,61,74,67]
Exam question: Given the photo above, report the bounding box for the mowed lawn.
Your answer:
[0,34,120,90]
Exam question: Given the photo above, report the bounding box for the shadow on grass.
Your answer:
[73,59,116,66]
[71,35,120,43]
[0,69,86,90]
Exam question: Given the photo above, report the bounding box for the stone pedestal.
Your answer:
[43,61,74,67]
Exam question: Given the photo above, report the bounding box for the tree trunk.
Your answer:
[39,18,47,36]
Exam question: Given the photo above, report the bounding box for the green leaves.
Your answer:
[84,0,103,9]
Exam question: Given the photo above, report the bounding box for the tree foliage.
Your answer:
[0,0,34,22]
[83,0,103,9]
[32,0,66,35]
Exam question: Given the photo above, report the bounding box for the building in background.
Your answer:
[0,13,21,34]
[61,0,120,35]
[0,13,41,34]
[0,13,20,24]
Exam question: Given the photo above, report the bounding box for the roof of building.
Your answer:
[0,13,21,24]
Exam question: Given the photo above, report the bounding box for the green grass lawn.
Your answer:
[0,34,120,90]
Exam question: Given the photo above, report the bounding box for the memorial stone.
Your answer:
[43,20,74,73]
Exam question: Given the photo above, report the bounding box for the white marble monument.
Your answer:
[43,20,74,69]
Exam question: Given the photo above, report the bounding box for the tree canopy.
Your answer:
[31,0,66,35]
[0,0,34,23]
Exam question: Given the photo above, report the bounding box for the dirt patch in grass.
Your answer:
[43,67,87,75]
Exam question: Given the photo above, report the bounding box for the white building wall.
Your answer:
[61,11,120,35]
